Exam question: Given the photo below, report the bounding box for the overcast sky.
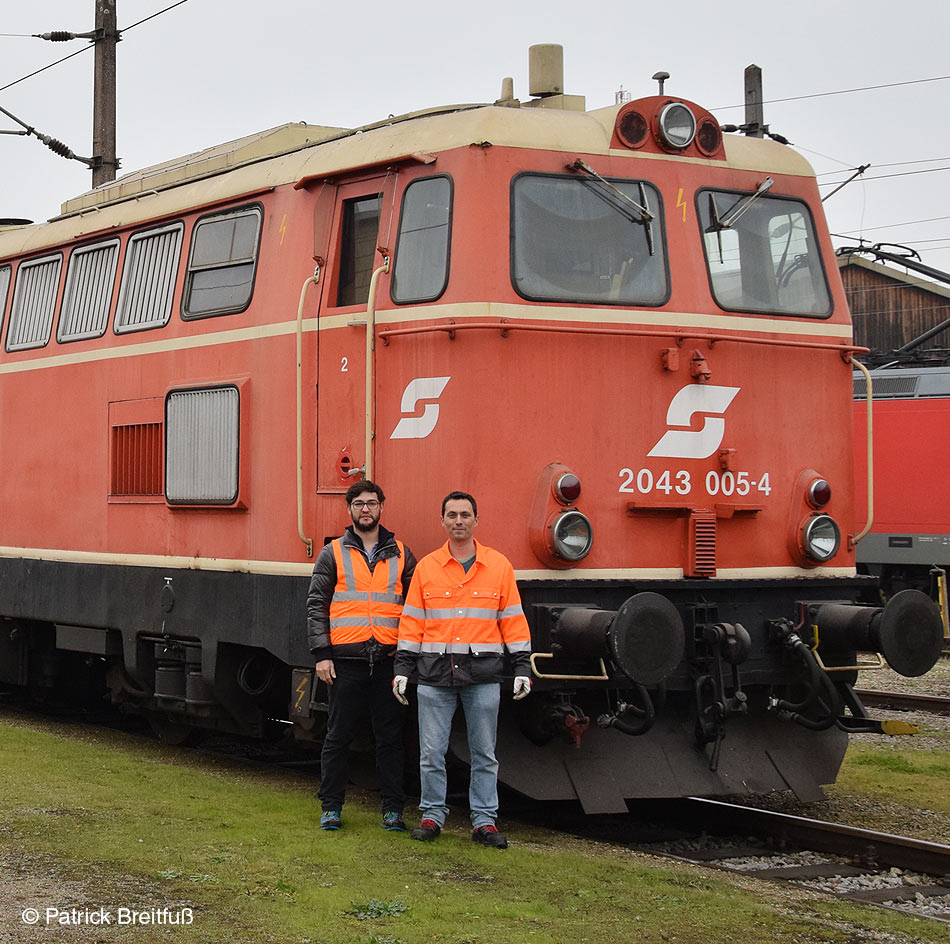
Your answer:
[2,0,949,281]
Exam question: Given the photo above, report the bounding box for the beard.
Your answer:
[352,513,380,534]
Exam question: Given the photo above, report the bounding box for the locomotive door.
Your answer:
[315,174,392,492]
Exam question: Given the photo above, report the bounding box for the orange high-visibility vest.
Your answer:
[328,539,406,647]
[397,541,531,656]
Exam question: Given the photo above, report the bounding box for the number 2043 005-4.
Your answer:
[618,468,772,497]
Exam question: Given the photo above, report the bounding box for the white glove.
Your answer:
[513,676,532,700]
[393,675,409,706]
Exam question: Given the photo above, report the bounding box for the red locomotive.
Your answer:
[0,46,941,812]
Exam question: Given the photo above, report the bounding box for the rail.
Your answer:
[378,318,867,356]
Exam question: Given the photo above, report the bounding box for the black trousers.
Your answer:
[318,656,405,813]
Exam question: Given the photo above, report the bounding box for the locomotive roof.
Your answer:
[0,100,817,259]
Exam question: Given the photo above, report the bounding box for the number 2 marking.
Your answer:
[341,357,348,372]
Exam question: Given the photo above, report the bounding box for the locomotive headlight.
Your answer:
[802,514,840,562]
[549,510,593,562]
[658,102,696,149]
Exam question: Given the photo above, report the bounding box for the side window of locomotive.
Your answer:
[336,194,381,307]
[5,253,63,351]
[114,222,184,334]
[165,385,240,505]
[58,239,120,342]
[182,206,262,319]
[0,265,11,339]
[698,190,831,317]
[511,172,669,305]
[391,176,452,303]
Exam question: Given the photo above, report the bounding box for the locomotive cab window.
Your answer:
[391,176,452,303]
[336,194,381,307]
[6,253,62,351]
[182,206,262,318]
[115,222,184,334]
[511,172,669,305]
[699,190,831,316]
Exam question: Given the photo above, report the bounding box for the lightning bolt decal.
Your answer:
[676,187,687,223]
[279,213,288,246]
[294,676,308,710]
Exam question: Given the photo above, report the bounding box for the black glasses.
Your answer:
[351,500,380,509]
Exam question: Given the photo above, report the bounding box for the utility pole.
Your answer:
[92,0,118,186]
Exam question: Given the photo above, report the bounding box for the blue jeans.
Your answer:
[416,682,500,829]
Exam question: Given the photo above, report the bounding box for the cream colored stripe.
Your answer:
[0,301,853,375]
[0,319,315,375]
[0,545,855,582]
[516,565,857,580]
[0,545,314,578]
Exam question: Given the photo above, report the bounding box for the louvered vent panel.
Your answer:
[853,374,919,400]
[60,241,119,341]
[7,255,61,350]
[111,423,163,496]
[116,224,183,332]
[687,512,717,577]
[165,387,239,503]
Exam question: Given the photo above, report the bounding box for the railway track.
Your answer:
[854,689,950,714]
[628,798,950,922]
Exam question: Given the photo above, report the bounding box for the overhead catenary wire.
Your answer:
[713,73,950,112]
[0,0,194,94]
[0,0,196,166]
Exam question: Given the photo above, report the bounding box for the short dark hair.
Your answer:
[346,480,385,505]
[442,490,477,517]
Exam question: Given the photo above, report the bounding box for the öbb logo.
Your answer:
[389,377,451,440]
[648,384,740,459]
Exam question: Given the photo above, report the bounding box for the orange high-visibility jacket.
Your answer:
[395,541,531,686]
[328,538,407,647]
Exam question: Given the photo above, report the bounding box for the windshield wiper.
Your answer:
[567,158,656,255]
[706,176,773,263]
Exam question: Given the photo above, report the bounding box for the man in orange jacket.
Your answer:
[307,481,416,832]
[393,491,532,848]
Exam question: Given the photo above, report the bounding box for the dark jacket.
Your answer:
[307,524,416,663]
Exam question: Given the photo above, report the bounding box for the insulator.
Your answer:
[44,137,73,159]
[40,31,76,42]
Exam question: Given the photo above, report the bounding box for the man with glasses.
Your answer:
[307,481,416,832]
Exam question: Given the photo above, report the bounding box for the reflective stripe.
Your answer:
[333,590,404,604]
[422,606,502,620]
[387,555,398,595]
[331,616,400,629]
[339,541,357,591]
[506,640,532,652]
[419,641,505,654]
[397,639,422,653]
[402,604,428,619]
[498,604,525,619]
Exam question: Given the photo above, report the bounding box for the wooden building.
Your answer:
[838,254,950,362]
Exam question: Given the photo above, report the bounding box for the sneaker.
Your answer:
[382,811,407,831]
[409,818,441,842]
[320,810,342,831]
[471,824,508,848]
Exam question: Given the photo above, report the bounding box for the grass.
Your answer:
[1,712,948,944]
[836,740,950,813]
